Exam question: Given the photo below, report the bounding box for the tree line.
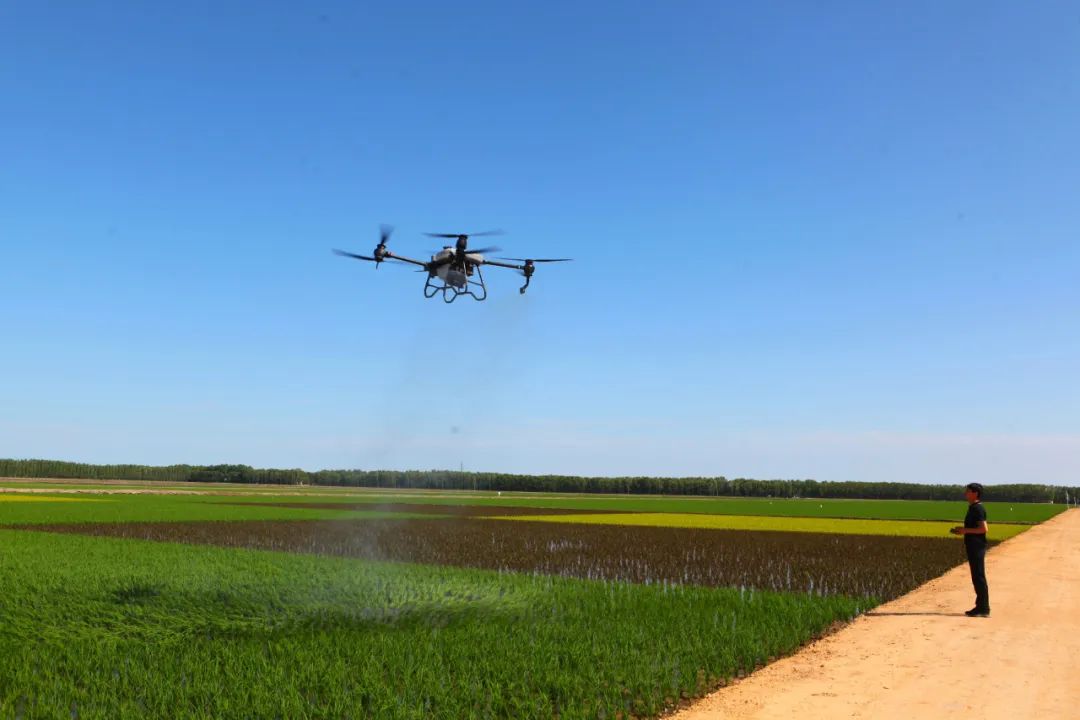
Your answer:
[1,458,1076,504]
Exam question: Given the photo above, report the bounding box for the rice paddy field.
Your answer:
[0,482,1063,719]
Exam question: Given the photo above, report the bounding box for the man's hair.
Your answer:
[965,482,984,499]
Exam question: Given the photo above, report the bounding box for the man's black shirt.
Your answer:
[964,501,988,549]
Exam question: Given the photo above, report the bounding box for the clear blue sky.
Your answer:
[2,2,1078,484]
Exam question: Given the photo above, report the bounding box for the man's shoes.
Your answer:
[964,608,990,617]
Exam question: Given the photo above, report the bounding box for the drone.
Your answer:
[333,226,571,303]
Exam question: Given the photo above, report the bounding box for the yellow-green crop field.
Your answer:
[498,511,1031,540]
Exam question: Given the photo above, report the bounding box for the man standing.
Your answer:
[951,482,990,617]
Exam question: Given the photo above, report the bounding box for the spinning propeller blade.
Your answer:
[496,258,573,263]
[424,230,504,239]
[333,249,377,261]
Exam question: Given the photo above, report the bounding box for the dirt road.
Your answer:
[670,508,1079,720]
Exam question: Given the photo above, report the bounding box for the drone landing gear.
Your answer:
[424,267,488,303]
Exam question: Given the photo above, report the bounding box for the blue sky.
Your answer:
[2,2,1078,483]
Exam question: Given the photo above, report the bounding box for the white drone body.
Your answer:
[431,248,488,290]
[333,227,570,303]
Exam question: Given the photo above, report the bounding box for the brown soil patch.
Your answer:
[25,518,966,600]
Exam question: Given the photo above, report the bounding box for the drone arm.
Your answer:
[384,252,429,269]
[479,259,524,271]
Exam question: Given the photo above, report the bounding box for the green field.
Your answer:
[0,482,1051,718]
[1,529,863,719]
[3,484,1058,523]
[0,494,386,525]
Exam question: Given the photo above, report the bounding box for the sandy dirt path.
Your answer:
[670,508,1079,720]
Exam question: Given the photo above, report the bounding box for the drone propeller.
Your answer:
[333,249,415,270]
[430,245,502,255]
[373,224,395,268]
[424,230,504,239]
[490,257,571,295]
[332,223,400,268]
[496,258,573,264]
[332,249,378,262]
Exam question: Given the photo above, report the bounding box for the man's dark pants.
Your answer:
[966,542,990,612]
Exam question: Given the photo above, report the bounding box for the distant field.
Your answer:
[3,478,1060,523]
[497,511,1031,540]
[0,482,1058,718]
[233,492,1059,524]
[0,490,1047,530]
[0,494,384,526]
[30,518,968,600]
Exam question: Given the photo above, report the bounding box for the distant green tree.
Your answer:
[1,458,1076,504]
